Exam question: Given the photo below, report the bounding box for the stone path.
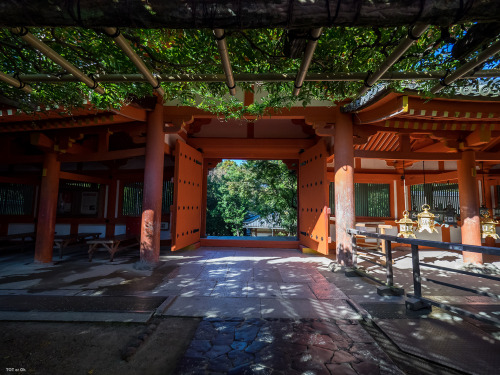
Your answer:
[174,317,403,375]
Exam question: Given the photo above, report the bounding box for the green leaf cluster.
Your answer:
[0,26,498,115]
[206,160,297,236]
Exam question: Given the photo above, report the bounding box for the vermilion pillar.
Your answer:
[34,152,60,263]
[334,112,355,266]
[105,178,118,238]
[457,150,483,264]
[200,160,209,237]
[140,98,164,264]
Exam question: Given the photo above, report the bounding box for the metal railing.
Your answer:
[347,228,500,327]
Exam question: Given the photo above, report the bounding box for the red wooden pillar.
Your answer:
[105,178,118,237]
[200,160,209,237]
[140,98,164,264]
[395,178,406,220]
[334,112,355,266]
[34,152,60,263]
[457,150,483,264]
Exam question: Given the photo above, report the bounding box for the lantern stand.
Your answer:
[396,162,416,238]
[416,161,439,234]
[479,162,499,239]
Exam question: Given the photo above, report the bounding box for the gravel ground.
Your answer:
[0,317,200,375]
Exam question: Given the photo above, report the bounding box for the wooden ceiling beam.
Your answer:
[187,138,315,159]
[60,147,146,163]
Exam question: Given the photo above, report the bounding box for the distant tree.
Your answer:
[206,160,297,236]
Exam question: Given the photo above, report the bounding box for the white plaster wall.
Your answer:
[54,224,71,235]
[82,162,108,171]
[443,161,457,170]
[120,157,146,170]
[8,223,35,235]
[61,163,78,171]
[78,224,105,237]
[360,159,393,170]
[450,226,462,243]
[406,161,439,170]
[13,165,41,172]
[329,223,335,241]
[114,224,126,235]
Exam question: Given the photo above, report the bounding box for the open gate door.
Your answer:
[171,140,203,251]
[298,140,329,255]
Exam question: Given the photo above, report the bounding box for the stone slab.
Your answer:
[375,318,500,375]
[163,296,261,318]
[260,298,361,320]
[0,311,153,323]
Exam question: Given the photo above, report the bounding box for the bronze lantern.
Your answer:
[416,204,438,234]
[480,211,499,239]
[396,210,416,238]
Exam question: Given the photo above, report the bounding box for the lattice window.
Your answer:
[329,183,391,217]
[0,183,35,215]
[122,181,174,217]
[410,183,460,214]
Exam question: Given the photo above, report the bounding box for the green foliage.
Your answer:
[0,25,498,115]
[206,160,297,236]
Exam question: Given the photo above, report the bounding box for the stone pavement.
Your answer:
[174,317,402,375]
[1,245,500,374]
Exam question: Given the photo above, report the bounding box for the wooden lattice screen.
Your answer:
[298,140,329,254]
[171,140,203,251]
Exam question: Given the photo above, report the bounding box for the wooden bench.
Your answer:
[53,232,101,259]
[0,232,36,251]
[87,234,139,262]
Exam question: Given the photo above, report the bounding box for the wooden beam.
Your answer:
[60,147,146,163]
[0,175,39,184]
[413,140,452,153]
[111,105,147,122]
[405,171,458,185]
[164,143,172,155]
[30,132,54,151]
[354,96,408,124]
[353,150,459,161]
[187,138,316,159]
[59,171,112,185]
[466,125,492,147]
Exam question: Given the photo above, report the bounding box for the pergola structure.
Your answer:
[0,1,499,267]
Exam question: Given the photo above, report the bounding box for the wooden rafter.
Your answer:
[293,28,322,96]
[358,24,429,97]
[213,29,236,96]
[10,70,500,84]
[103,27,165,97]
[10,27,105,95]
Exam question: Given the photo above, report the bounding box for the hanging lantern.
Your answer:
[396,210,416,238]
[480,211,499,239]
[416,204,439,233]
[443,204,458,227]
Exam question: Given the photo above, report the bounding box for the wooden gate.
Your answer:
[171,140,203,251]
[298,140,329,254]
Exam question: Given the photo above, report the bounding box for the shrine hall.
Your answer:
[0,87,499,266]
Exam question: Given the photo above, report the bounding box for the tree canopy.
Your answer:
[206,160,297,236]
[0,23,499,117]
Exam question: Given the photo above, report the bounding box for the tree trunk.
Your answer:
[2,1,500,28]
